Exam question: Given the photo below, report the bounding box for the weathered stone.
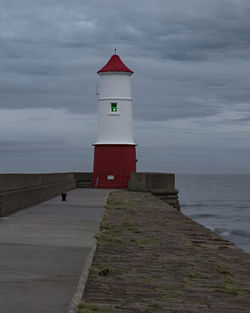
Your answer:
[128,172,180,210]
[128,172,175,191]
[81,191,250,313]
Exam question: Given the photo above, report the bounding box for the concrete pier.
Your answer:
[0,188,109,313]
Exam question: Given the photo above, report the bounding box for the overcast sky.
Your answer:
[1,0,250,173]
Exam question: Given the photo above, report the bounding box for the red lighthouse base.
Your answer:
[92,144,136,188]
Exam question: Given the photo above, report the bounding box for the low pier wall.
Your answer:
[74,172,93,188]
[128,172,180,209]
[0,173,76,217]
[0,171,179,216]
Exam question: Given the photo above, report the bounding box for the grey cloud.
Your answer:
[1,0,250,172]
[1,0,250,119]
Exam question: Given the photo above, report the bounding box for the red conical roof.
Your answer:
[98,54,133,74]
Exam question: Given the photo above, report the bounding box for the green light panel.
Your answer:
[111,102,117,112]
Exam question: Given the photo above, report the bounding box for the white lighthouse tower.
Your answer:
[92,53,137,188]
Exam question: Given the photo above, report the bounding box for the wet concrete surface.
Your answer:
[0,188,109,313]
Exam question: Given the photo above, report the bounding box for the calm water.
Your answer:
[176,174,250,253]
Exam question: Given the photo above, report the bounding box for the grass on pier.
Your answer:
[79,191,250,313]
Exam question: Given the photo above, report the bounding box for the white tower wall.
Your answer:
[99,72,132,99]
[95,72,135,145]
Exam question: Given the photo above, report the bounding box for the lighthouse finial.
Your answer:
[114,48,117,55]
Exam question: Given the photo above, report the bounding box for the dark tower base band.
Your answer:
[92,144,136,188]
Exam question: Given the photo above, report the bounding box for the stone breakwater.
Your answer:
[79,191,250,313]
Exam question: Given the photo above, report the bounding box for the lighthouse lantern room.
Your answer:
[92,53,137,188]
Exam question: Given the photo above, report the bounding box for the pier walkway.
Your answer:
[81,191,250,313]
[0,188,109,313]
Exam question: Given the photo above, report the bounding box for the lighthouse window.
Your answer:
[111,102,117,112]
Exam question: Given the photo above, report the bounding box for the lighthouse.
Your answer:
[92,53,137,188]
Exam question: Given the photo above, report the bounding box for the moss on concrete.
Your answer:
[136,236,160,247]
[77,302,116,313]
[82,190,250,312]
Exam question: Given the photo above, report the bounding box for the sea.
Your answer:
[176,174,250,253]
